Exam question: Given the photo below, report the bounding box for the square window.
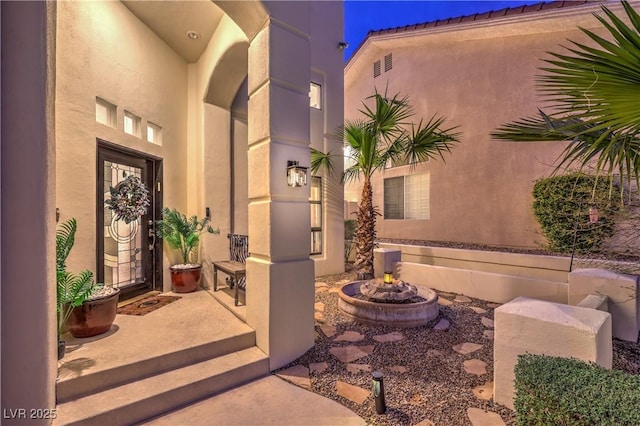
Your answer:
[310,82,322,109]
[96,97,116,128]
[124,111,141,137]
[147,122,162,145]
[384,173,430,220]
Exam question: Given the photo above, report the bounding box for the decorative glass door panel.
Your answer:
[103,161,145,288]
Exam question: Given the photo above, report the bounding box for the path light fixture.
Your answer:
[338,41,349,50]
[286,161,308,187]
[589,205,599,223]
[372,371,386,414]
[383,271,393,284]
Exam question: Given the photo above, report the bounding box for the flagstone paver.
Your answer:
[309,362,329,374]
[346,363,371,373]
[330,345,374,363]
[487,303,501,309]
[409,393,425,406]
[389,365,408,373]
[469,306,487,314]
[453,342,483,355]
[319,324,336,338]
[328,287,340,293]
[463,359,488,376]
[434,318,450,331]
[472,381,494,400]
[336,381,370,405]
[315,287,328,294]
[372,331,404,342]
[336,279,351,286]
[315,302,325,312]
[438,298,453,306]
[455,295,472,303]
[315,281,328,288]
[276,365,311,390]
[427,349,443,357]
[481,317,494,328]
[415,419,435,426]
[438,292,456,299]
[314,312,324,322]
[467,407,506,426]
[483,330,494,340]
[335,330,365,342]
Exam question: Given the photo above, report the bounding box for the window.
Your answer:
[124,111,141,137]
[95,97,116,128]
[310,177,322,255]
[384,173,430,220]
[373,60,381,78]
[384,53,393,72]
[310,82,322,109]
[146,122,162,145]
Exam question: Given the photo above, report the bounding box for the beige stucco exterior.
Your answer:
[2,0,344,417]
[344,2,624,249]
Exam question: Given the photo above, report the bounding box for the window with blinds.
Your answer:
[310,177,323,254]
[383,173,430,220]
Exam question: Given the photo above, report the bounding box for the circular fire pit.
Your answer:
[338,280,439,328]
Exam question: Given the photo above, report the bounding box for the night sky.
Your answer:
[344,1,543,60]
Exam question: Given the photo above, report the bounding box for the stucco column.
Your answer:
[1,1,57,422]
[246,9,314,370]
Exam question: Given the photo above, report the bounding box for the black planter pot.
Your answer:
[58,340,66,360]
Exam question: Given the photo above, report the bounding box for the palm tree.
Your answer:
[337,90,460,279]
[492,1,640,195]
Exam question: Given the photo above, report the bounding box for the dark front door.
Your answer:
[97,141,163,300]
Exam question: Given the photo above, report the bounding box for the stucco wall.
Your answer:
[55,1,188,285]
[344,5,614,249]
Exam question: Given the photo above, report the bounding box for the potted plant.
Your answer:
[156,208,219,293]
[56,218,120,357]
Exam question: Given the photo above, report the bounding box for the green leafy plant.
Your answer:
[156,208,220,265]
[515,354,640,425]
[56,218,95,336]
[344,219,357,263]
[532,173,619,253]
[492,1,640,199]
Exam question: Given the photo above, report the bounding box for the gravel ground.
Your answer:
[275,267,640,426]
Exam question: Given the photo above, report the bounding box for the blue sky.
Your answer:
[344,1,542,60]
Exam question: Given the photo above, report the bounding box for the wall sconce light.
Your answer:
[338,41,349,50]
[287,161,308,187]
[589,205,599,224]
[383,271,393,284]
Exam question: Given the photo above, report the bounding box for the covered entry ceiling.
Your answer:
[122,0,224,63]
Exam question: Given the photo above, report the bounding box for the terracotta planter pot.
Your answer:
[170,265,202,293]
[66,289,120,338]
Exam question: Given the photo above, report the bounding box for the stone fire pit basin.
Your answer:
[338,280,439,328]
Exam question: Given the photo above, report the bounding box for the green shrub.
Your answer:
[532,173,618,253]
[344,219,357,263]
[514,354,640,426]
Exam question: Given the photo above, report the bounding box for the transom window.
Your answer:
[124,111,141,137]
[384,173,430,220]
[310,82,322,109]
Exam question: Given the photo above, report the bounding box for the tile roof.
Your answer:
[348,1,598,65]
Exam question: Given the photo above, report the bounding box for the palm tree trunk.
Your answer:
[354,178,376,279]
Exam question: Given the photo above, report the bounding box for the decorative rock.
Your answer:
[481,317,494,328]
[328,288,340,293]
[472,381,494,400]
[409,393,425,406]
[314,312,324,322]
[487,303,501,309]
[315,281,328,288]
[336,381,370,405]
[389,365,408,373]
[330,345,374,363]
[467,407,506,426]
[438,298,453,306]
[276,365,311,390]
[346,363,371,373]
[335,330,365,342]
[483,330,494,340]
[453,342,483,355]
[373,331,404,342]
[454,295,472,303]
[315,302,325,312]
[309,362,329,374]
[463,359,488,376]
[434,318,450,331]
[415,419,435,426]
[470,306,487,314]
[319,325,336,338]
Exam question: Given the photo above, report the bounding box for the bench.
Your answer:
[212,234,248,306]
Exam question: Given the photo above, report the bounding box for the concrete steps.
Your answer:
[54,345,269,425]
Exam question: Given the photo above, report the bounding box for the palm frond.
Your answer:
[310,147,335,177]
[405,115,461,166]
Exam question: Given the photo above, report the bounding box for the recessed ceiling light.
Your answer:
[186,30,200,40]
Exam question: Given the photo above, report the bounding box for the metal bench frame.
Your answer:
[212,234,248,306]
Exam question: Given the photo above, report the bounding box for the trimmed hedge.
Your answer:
[514,354,640,425]
[532,173,618,253]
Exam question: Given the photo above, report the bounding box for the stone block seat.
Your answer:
[213,234,248,306]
